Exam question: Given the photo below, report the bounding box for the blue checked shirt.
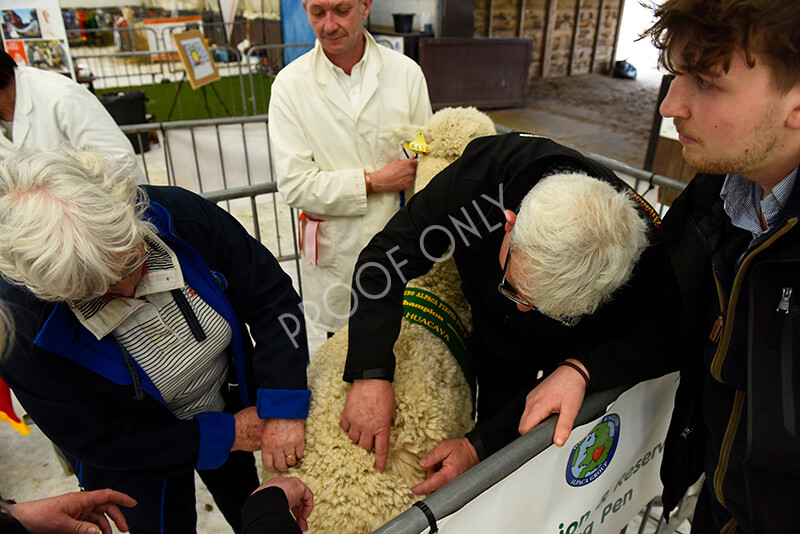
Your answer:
[720,168,798,242]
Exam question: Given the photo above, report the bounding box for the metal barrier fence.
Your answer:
[73,48,174,88]
[245,43,314,114]
[122,118,684,250]
[71,34,313,120]
[72,45,250,93]
[374,382,694,534]
[492,124,687,213]
[376,386,629,534]
[118,116,690,533]
[67,25,158,53]
[119,116,302,296]
[67,21,250,57]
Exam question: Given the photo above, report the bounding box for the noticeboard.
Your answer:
[172,29,220,89]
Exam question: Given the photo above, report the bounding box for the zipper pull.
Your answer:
[709,315,724,342]
[768,287,792,348]
[777,287,793,314]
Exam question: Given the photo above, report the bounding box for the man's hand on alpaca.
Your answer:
[339,378,396,472]
[411,438,479,495]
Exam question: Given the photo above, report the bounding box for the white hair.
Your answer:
[509,172,649,322]
[0,148,155,302]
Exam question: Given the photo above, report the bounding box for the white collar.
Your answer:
[70,232,185,339]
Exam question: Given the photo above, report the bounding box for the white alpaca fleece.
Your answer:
[265,107,497,533]
[412,106,496,192]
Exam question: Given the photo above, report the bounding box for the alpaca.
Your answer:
[267,107,497,533]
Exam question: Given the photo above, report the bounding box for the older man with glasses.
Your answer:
[0,148,311,534]
[339,132,673,493]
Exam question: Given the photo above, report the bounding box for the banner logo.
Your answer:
[566,414,620,487]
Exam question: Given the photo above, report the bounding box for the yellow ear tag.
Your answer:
[403,130,430,155]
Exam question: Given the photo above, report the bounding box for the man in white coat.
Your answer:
[0,51,146,184]
[268,0,432,333]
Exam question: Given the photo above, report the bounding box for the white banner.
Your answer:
[2,0,74,79]
[438,373,679,534]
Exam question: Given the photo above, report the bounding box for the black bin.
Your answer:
[393,13,414,33]
[98,90,149,154]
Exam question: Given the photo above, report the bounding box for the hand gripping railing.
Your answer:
[374,385,630,534]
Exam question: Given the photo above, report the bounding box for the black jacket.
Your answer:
[0,487,301,534]
[344,133,669,458]
[0,511,26,534]
[241,487,303,534]
[657,173,800,532]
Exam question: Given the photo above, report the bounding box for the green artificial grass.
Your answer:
[97,72,275,123]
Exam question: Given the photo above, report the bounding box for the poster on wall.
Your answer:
[1,0,74,78]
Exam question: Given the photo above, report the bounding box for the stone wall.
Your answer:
[474,0,622,79]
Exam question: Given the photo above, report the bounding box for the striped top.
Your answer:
[71,233,232,420]
[721,168,798,241]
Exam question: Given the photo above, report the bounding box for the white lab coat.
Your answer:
[269,30,432,330]
[0,67,146,184]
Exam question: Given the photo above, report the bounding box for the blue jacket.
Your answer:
[0,185,310,479]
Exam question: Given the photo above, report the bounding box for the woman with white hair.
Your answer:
[0,149,310,534]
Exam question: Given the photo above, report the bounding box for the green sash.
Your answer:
[402,287,474,392]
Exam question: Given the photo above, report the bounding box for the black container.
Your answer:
[98,90,149,154]
[392,13,414,33]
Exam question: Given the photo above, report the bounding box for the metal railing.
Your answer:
[67,25,158,52]
[118,115,687,295]
[199,181,303,299]
[376,386,630,534]
[64,24,317,120]
[72,49,175,88]
[245,43,314,114]
[72,42,314,120]
[119,117,301,297]
[493,124,686,215]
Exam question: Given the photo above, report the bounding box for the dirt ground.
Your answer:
[490,71,663,170]
[529,73,661,148]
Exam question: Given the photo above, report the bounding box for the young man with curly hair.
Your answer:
[520,1,800,532]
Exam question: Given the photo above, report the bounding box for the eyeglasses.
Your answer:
[497,246,533,309]
[68,243,151,308]
[497,243,581,327]
[118,243,151,282]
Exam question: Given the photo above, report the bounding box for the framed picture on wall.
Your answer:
[172,29,220,89]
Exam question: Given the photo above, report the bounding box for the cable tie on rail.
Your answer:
[412,501,438,533]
